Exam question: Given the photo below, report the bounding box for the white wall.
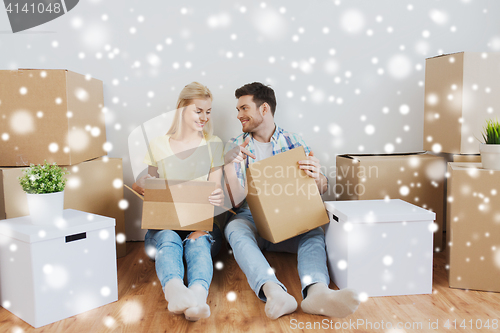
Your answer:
[1,0,499,240]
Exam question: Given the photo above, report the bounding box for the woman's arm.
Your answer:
[208,166,224,206]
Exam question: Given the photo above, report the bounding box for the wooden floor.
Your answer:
[2,241,500,333]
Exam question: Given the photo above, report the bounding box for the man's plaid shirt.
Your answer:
[225,124,313,189]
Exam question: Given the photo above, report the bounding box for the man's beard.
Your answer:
[243,115,264,133]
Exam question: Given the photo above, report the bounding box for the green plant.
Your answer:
[482,119,500,144]
[18,161,69,194]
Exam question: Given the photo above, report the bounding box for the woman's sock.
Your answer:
[301,283,360,318]
[163,278,197,314]
[184,284,211,321]
[262,281,298,319]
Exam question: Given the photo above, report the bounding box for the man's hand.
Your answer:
[298,151,321,181]
[225,136,256,165]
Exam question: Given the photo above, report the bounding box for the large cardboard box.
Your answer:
[0,210,118,328]
[0,69,107,166]
[446,162,500,292]
[0,157,126,258]
[325,199,435,297]
[336,153,446,251]
[424,52,500,154]
[246,146,329,243]
[141,179,215,231]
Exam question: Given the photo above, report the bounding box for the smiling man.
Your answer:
[223,82,360,320]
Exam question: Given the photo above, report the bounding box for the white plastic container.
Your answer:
[0,209,118,328]
[480,143,500,170]
[26,191,64,225]
[324,199,435,297]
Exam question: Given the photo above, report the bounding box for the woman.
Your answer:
[132,82,224,321]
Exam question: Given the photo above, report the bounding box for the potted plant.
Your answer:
[480,119,500,170]
[18,161,69,225]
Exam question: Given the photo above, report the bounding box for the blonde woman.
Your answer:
[133,82,224,321]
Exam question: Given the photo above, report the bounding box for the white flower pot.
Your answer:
[480,144,500,170]
[26,191,65,225]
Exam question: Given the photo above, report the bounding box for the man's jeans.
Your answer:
[145,225,222,293]
[224,208,330,301]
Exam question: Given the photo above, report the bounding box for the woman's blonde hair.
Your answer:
[167,82,214,139]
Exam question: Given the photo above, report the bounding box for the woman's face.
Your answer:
[182,98,212,133]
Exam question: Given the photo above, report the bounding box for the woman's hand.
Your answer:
[208,188,224,206]
[132,174,155,195]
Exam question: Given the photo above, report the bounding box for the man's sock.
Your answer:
[184,284,211,321]
[262,281,298,320]
[163,278,197,314]
[301,283,360,318]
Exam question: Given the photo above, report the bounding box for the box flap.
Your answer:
[324,199,435,224]
[448,162,483,171]
[426,51,464,60]
[338,152,427,162]
[0,209,115,243]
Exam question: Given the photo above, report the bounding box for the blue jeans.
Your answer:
[144,225,222,293]
[224,209,330,301]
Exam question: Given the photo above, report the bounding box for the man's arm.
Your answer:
[223,137,256,208]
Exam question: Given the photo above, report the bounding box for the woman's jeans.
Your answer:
[145,225,222,293]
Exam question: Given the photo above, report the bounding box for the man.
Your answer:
[224,82,360,320]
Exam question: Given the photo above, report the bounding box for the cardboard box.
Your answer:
[0,157,126,258]
[424,52,500,154]
[324,199,435,297]
[246,146,329,243]
[141,179,215,231]
[0,210,118,328]
[453,154,481,163]
[446,162,500,292]
[0,69,107,166]
[336,153,446,251]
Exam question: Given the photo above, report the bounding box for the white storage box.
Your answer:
[0,209,118,328]
[324,199,435,297]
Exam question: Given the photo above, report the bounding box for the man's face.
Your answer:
[236,95,264,133]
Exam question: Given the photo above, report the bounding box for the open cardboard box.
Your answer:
[138,178,215,231]
[246,146,329,243]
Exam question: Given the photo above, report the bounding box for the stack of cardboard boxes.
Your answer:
[335,52,500,258]
[423,52,500,292]
[0,69,126,258]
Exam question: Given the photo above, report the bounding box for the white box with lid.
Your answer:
[0,209,118,328]
[324,199,435,297]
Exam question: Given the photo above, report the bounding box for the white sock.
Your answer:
[184,284,211,321]
[262,281,298,320]
[163,278,197,314]
[301,283,360,318]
